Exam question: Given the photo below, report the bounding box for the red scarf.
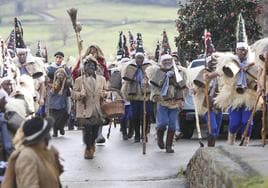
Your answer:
[71,58,109,81]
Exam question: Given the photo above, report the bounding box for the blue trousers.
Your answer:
[156,104,178,131]
[204,111,222,137]
[228,107,253,136]
[120,105,133,122]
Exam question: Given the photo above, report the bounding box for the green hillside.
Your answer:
[0,0,179,64]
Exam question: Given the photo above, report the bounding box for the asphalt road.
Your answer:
[51,124,201,188]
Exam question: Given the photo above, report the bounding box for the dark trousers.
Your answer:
[83,125,99,149]
[131,100,152,140]
[49,109,68,133]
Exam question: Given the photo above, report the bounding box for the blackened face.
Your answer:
[84,61,97,76]
[135,55,144,65]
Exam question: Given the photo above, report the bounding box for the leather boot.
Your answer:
[166,130,175,153]
[207,135,216,147]
[52,127,58,137]
[227,132,236,145]
[157,129,165,149]
[84,148,94,159]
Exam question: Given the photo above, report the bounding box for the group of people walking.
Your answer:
[0,12,267,188]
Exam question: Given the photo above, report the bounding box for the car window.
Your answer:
[190,60,205,68]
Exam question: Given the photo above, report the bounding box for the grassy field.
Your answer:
[0,0,179,64]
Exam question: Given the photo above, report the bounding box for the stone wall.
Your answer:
[186,146,266,188]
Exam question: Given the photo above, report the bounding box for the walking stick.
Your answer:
[192,91,204,147]
[239,93,261,146]
[142,77,148,155]
[261,52,267,146]
[204,29,212,136]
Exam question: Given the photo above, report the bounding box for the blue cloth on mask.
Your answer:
[161,70,174,97]
[134,65,143,84]
[236,60,248,90]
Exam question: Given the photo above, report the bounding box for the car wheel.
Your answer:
[180,120,195,139]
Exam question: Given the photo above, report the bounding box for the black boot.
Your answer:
[121,120,128,140]
[128,120,134,138]
[52,127,58,137]
[166,130,175,153]
[134,119,141,143]
[207,135,216,147]
[157,129,165,149]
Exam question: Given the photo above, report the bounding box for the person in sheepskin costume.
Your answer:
[121,33,152,143]
[146,54,184,153]
[189,56,223,147]
[214,13,259,146]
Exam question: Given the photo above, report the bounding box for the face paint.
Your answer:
[84,61,97,76]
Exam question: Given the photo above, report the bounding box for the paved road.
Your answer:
[51,125,201,188]
[51,125,265,188]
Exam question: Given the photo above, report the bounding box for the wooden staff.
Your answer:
[262,52,267,146]
[239,93,261,146]
[204,29,212,135]
[192,90,204,147]
[143,77,148,155]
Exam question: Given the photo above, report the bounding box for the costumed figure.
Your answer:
[71,44,109,144]
[146,54,185,152]
[121,33,152,143]
[214,14,259,146]
[71,55,107,159]
[198,31,222,147]
[111,32,133,140]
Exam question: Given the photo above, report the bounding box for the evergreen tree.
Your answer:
[175,0,263,62]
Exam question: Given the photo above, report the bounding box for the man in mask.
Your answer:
[71,55,107,159]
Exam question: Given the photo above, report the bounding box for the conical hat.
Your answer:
[236,13,248,49]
